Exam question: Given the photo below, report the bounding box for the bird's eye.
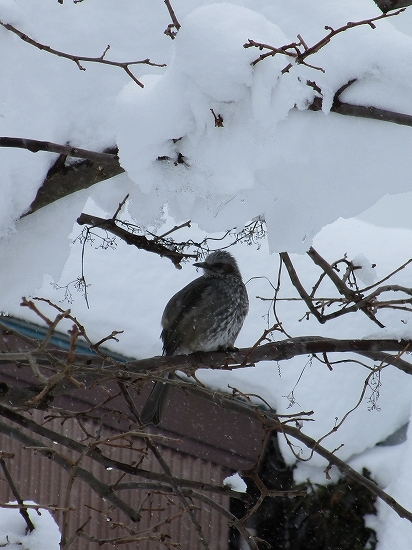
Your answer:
[213,262,224,269]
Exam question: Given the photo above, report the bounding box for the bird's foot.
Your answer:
[218,345,239,353]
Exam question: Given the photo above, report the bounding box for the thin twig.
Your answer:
[280,252,325,323]
[0,421,141,523]
[245,9,405,72]
[0,20,166,87]
[119,384,209,550]
[118,383,212,550]
[164,0,181,39]
[307,248,385,327]
[77,212,196,267]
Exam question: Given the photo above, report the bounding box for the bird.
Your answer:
[140,250,249,425]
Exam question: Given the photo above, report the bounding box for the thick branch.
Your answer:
[25,152,123,216]
[332,102,412,127]
[0,405,240,499]
[0,137,118,163]
[179,384,412,524]
[309,84,412,128]
[1,339,412,528]
[1,337,412,409]
[280,422,412,522]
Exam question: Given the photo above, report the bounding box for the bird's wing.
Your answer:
[161,276,211,355]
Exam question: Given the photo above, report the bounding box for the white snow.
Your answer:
[351,253,377,286]
[1,0,412,546]
[223,473,248,493]
[0,503,60,550]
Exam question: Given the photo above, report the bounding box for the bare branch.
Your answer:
[0,458,35,533]
[245,9,405,70]
[279,421,412,522]
[0,137,118,163]
[0,20,166,87]
[280,252,325,324]
[77,212,196,268]
[307,247,385,327]
[119,383,212,550]
[0,405,239,499]
[181,383,412,524]
[164,0,181,39]
[0,419,141,523]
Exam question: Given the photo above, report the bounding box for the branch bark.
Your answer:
[25,152,123,216]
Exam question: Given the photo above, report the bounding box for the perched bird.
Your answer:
[140,250,249,425]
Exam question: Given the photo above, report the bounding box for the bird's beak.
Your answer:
[193,261,206,268]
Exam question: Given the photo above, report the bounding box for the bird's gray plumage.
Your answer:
[140,250,249,425]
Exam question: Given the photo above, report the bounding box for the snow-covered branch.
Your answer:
[308,79,412,128]
[0,137,118,163]
[244,9,405,71]
[375,0,412,11]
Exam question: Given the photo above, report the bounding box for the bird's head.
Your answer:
[193,250,242,278]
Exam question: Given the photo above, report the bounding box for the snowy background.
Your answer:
[1,0,412,547]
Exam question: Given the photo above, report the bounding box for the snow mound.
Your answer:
[117,1,412,252]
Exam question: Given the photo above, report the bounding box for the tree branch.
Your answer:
[2,330,412,539]
[178,383,412,524]
[0,404,241,499]
[24,151,123,216]
[309,79,412,128]
[245,9,405,70]
[76,212,195,267]
[280,252,325,324]
[307,247,385,327]
[164,0,181,39]
[0,420,141,523]
[0,458,35,532]
[1,336,412,409]
[0,137,119,163]
[118,383,212,550]
[279,421,412,522]
[0,21,166,87]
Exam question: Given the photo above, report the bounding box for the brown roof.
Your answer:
[0,316,263,469]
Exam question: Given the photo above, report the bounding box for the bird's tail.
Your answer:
[140,375,171,426]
